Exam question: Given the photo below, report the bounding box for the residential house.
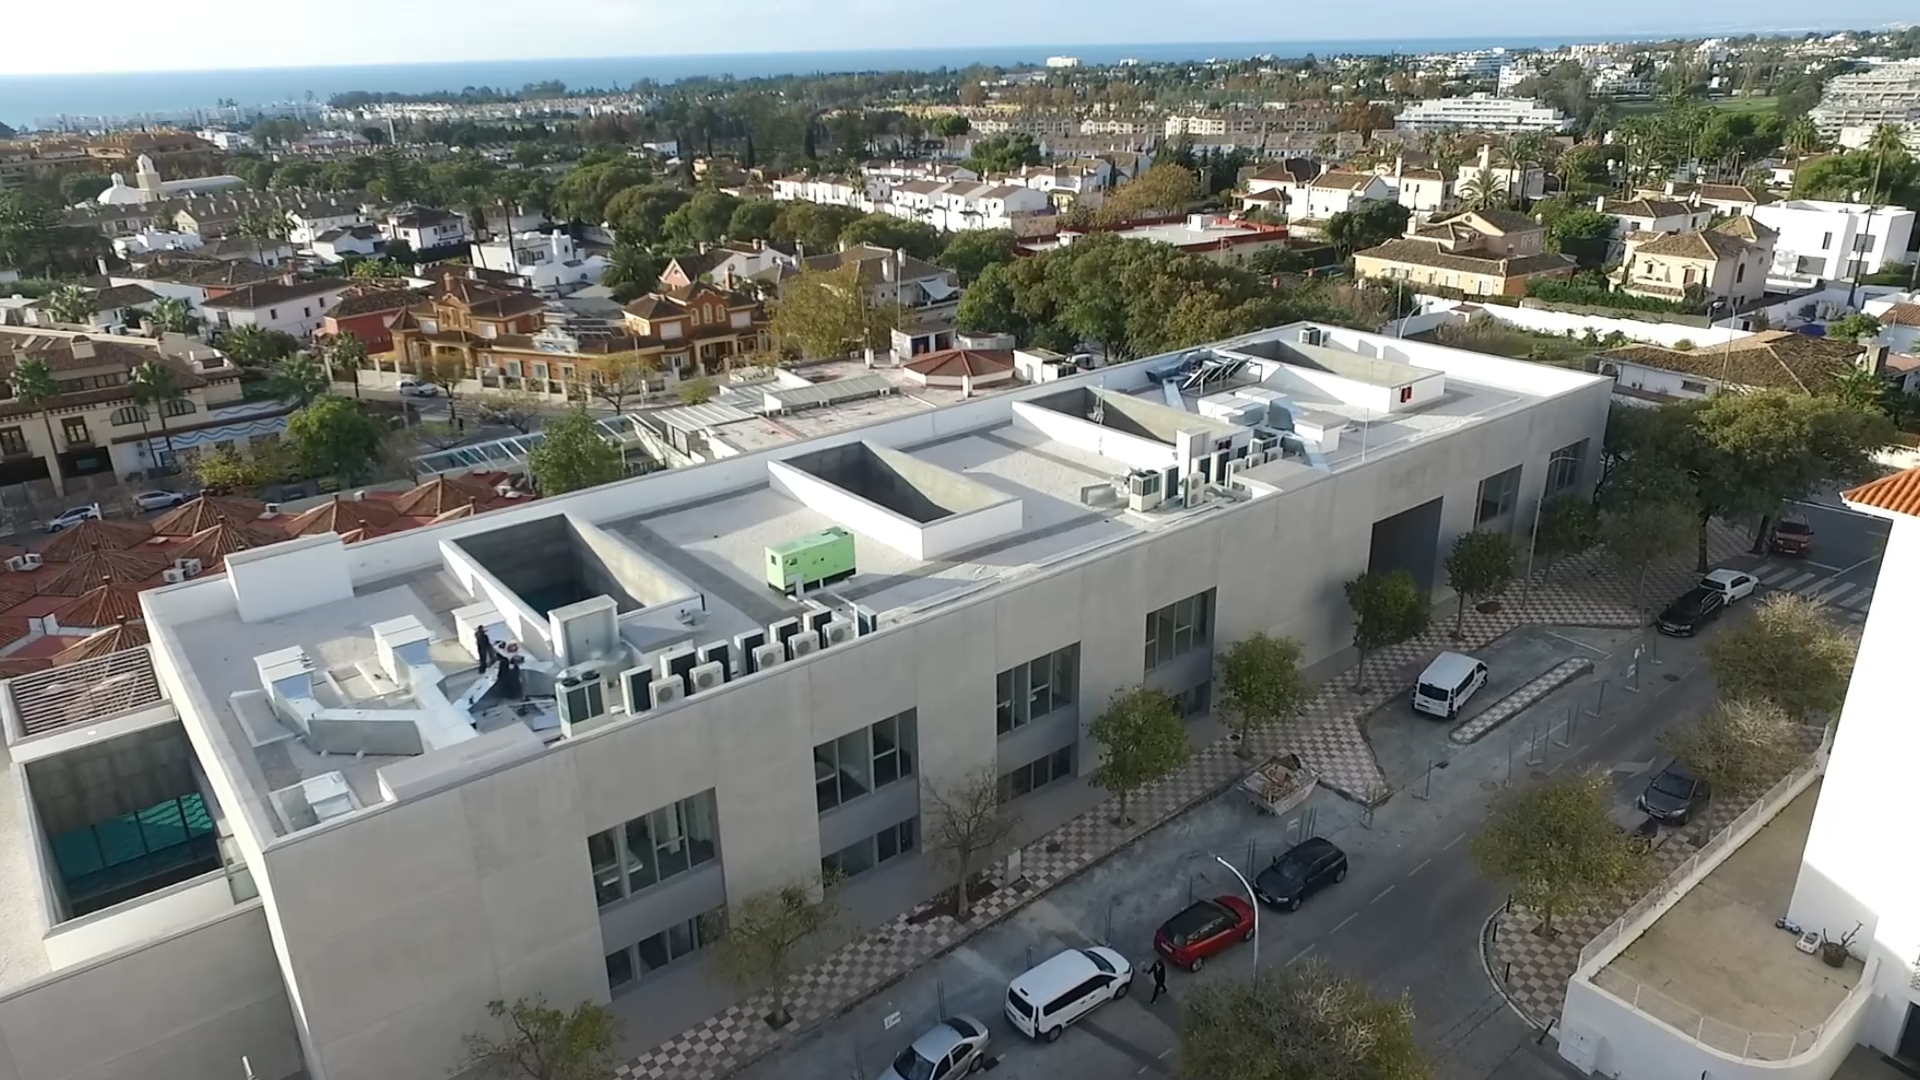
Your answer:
[1005,162,1113,210]
[319,286,424,355]
[0,326,273,490]
[1632,180,1774,218]
[190,235,294,268]
[860,161,980,185]
[111,229,204,261]
[1750,199,1918,289]
[1292,171,1396,224]
[1596,330,1870,403]
[310,224,386,264]
[620,283,771,378]
[1455,144,1547,202]
[285,204,368,248]
[108,255,291,317]
[1863,294,1920,356]
[797,243,961,329]
[382,207,471,254]
[200,279,349,339]
[1614,216,1777,306]
[1387,159,1456,221]
[1596,195,1715,241]
[1236,159,1316,218]
[470,232,610,297]
[770,174,876,210]
[1022,215,1293,266]
[17,284,164,335]
[1353,209,1577,296]
[658,239,798,294]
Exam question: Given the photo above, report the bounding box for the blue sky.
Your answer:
[3,0,1912,75]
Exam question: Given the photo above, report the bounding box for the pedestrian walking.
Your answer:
[1147,958,1168,1004]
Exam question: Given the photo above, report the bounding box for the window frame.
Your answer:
[1475,465,1522,528]
[585,790,718,908]
[1144,590,1215,670]
[816,710,918,813]
[995,644,1080,735]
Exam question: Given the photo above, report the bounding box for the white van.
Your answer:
[1412,651,1488,720]
[1004,946,1132,1041]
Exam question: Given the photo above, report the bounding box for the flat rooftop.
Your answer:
[1109,220,1280,247]
[1595,781,1859,1060]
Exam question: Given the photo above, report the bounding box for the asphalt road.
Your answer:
[737,619,1754,1080]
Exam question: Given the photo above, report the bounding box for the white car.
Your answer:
[1700,568,1758,603]
[44,504,102,532]
[134,490,188,512]
[397,379,441,397]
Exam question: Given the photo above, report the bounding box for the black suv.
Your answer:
[1638,763,1711,825]
[1253,837,1348,911]
[1657,586,1726,637]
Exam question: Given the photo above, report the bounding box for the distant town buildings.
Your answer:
[1810,60,1920,151]
[1396,94,1574,134]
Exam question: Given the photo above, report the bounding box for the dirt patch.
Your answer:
[907,872,1002,924]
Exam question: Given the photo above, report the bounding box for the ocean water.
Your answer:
[0,35,1661,128]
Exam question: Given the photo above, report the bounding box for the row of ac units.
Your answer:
[618,613,859,717]
[161,557,205,584]
[4,553,43,572]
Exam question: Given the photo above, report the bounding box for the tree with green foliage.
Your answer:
[147,296,202,335]
[1088,686,1190,826]
[221,323,300,368]
[1547,209,1617,264]
[42,285,96,327]
[771,263,898,358]
[287,397,387,484]
[837,213,942,262]
[954,260,1026,340]
[1705,593,1858,721]
[1178,961,1431,1080]
[1825,312,1881,342]
[931,114,971,138]
[553,160,651,223]
[235,208,289,264]
[770,201,864,255]
[1328,200,1411,258]
[0,191,61,275]
[1444,531,1517,637]
[1825,366,1891,414]
[128,360,186,467]
[604,183,690,246]
[10,356,64,493]
[1343,570,1430,690]
[675,377,717,405]
[266,352,332,406]
[1472,770,1647,936]
[935,228,1018,284]
[1535,495,1600,582]
[727,199,783,242]
[711,880,841,1027]
[1599,496,1695,616]
[1096,163,1205,224]
[324,333,370,398]
[603,243,659,302]
[1217,633,1308,756]
[460,996,622,1080]
[524,408,622,495]
[965,133,1041,175]
[1661,698,1809,802]
[663,189,741,250]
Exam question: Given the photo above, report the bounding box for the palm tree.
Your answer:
[235,209,288,265]
[10,355,65,495]
[1864,124,1910,205]
[1508,133,1548,205]
[128,360,185,472]
[148,296,201,335]
[1460,168,1502,212]
[1827,367,1889,415]
[42,285,96,327]
[326,333,369,399]
[1783,116,1823,158]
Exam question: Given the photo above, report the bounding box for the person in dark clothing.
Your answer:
[474,625,497,674]
[1147,958,1168,1003]
[497,652,524,700]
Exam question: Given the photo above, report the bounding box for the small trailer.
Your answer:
[1239,753,1318,817]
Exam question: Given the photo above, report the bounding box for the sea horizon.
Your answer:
[0,30,1787,129]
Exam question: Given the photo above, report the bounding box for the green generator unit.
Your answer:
[766,527,856,592]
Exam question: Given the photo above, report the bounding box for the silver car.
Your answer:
[880,1015,990,1080]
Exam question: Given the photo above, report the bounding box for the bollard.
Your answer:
[1586,678,1606,719]
[1025,944,1033,970]
[1504,962,1512,983]
[1525,719,1544,766]
[1505,738,1514,787]
[1246,839,1256,872]
[1413,760,1433,801]
[1104,901,1115,945]
[937,979,947,1017]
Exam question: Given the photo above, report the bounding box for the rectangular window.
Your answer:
[1854,234,1875,253]
[1144,590,1215,671]
[1680,379,1710,394]
[999,745,1076,802]
[1545,440,1588,496]
[606,907,724,993]
[585,790,718,908]
[815,710,917,813]
[60,417,90,446]
[995,643,1081,735]
[1173,680,1213,719]
[1475,465,1522,528]
[1821,232,1833,250]
[0,428,26,456]
[822,817,918,882]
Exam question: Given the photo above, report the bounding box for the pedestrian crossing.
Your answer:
[1750,560,1876,618]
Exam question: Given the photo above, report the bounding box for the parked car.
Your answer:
[43,504,102,532]
[880,1016,990,1080]
[1637,762,1711,825]
[1253,837,1349,911]
[1656,586,1727,637]
[396,378,440,397]
[1769,517,1814,558]
[133,490,188,512]
[1153,895,1255,971]
[1004,947,1131,1041]
[1699,568,1758,603]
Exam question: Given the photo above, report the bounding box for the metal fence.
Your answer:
[1589,967,1825,1061]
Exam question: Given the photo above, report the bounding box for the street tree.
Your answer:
[676,377,717,405]
[587,352,659,412]
[475,389,544,434]
[525,408,622,495]
[1443,531,1517,638]
[1598,497,1694,616]
[128,360,186,467]
[1096,162,1204,224]
[42,285,95,327]
[771,263,898,359]
[10,356,64,494]
[1704,593,1858,721]
[710,880,841,1027]
[460,996,622,1080]
[1535,495,1600,582]
[924,768,1018,920]
[1471,769,1646,935]
[422,354,468,421]
[1178,961,1431,1080]
[324,333,370,398]
[193,443,290,494]
[1661,698,1809,800]
[221,324,299,368]
[287,398,387,484]
[935,228,1018,284]
[266,352,332,406]
[1343,570,1431,690]
[1217,632,1309,757]
[147,296,202,335]
[1087,686,1190,826]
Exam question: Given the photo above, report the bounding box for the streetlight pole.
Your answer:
[1522,449,1580,614]
[1211,854,1259,974]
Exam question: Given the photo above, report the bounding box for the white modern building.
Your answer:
[1751,199,1918,290]
[1810,61,1920,151]
[382,206,470,253]
[472,232,610,296]
[1554,465,1920,1080]
[201,279,350,338]
[0,322,1608,1080]
[1396,94,1574,134]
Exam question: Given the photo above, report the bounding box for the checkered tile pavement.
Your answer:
[1451,658,1594,745]
[616,524,1750,1079]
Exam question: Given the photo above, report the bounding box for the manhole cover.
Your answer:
[1663,673,1680,683]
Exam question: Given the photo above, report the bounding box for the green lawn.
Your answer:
[1614,95,1778,117]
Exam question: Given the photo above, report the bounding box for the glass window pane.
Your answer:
[877,824,899,861]
[898,818,916,852]
[835,730,872,798]
[1055,646,1078,705]
[874,746,899,788]
[1028,659,1051,717]
[666,919,695,960]
[636,930,671,972]
[624,815,657,891]
[684,792,717,868]
[898,711,916,776]
[996,669,1015,734]
[837,838,875,878]
[1197,592,1213,643]
[815,743,840,812]
[606,948,634,988]
[653,805,691,881]
[589,829,623,906]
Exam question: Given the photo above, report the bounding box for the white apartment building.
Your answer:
[1163,107,1337,139]
[1810,61,1920,151]
[1750,199,1918,289]
[0,322,1608,1080]
[881,180,1051,233]
[201,279,350,339]
[472,232,610,297]
[1555,465,1920,1080]
[1293,171,1397,222]
[382,206,470,253]
[1396,94,1574,134]
[1450,49,1511,79]
[286,205,367,249]
[771,174,878,211]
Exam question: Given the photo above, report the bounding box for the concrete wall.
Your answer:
[1010,401,1173,472]
[1405,297,1750,348]
[42,869,236,970]
[0,903,301,1080]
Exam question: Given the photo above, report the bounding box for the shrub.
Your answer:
[1673,338,1695,351]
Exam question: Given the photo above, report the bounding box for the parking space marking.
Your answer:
[1536,628,1610,655]
[1287,942,1317,966]
[1371,884,1396,905]
[1332,913,1358,934]
[1443,831,1466,851]
[1409,857,1431,877]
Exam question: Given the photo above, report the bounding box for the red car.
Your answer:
[1153,895,1255,971]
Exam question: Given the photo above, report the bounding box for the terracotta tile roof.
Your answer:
[1600,331,1863,394]
[53,623,151,666]
[37,549,173,596]
[150,495,265,535]
[38,518,154,561]
[168,522,285,569]
[1601,198,1698,219]
[1443,208,1540,234]
[391,476,502,517]
[0,589,34,613]
[0,617,31,650]
[327,287,426,319]
[1627,228,1756,261]
[430,275,547,319]
[0,658,51,678]
[904,348,1015,379]
[282,497,402,538]
[53,583,147,627]
[427,505,477,524]
[1309,171,1378,191]
[1711,215,1777,244]
[1879,302,1920,327]
[1843,467,1920,517]
[1356,238,1575,279]
[200,279,341,310]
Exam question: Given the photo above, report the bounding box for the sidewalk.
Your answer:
[613,523,1747,1080]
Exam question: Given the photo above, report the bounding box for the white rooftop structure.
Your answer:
[1396,94,1573,134]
